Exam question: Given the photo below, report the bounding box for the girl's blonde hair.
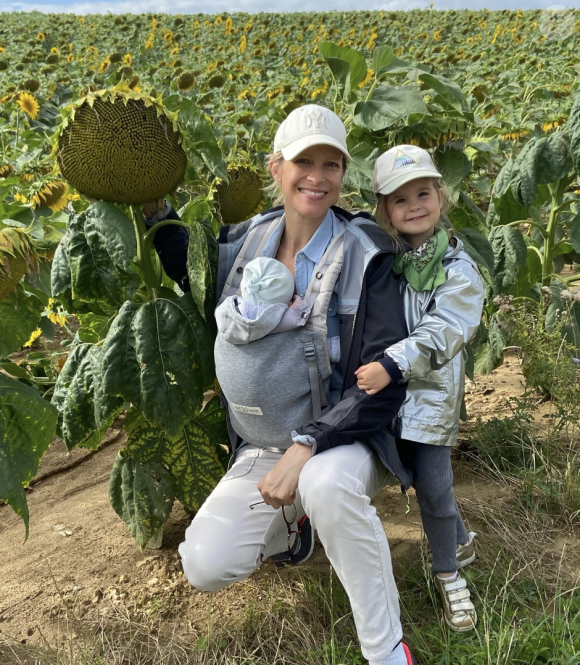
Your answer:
[375,178,454,248]
[263,150,350,210]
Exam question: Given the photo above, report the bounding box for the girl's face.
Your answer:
[271,145,345,223]
[385,177,444,248]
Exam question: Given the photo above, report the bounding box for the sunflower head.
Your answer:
[16,92,40,120]
[22,78,40,93]
[177,71,195,91]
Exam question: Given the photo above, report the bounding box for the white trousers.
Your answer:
[178,443,403,661]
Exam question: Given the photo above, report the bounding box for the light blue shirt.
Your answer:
[260,209,338,299]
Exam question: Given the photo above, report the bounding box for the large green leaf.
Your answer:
[101,294,215,437]
[84,202,136,274]
[319,42,368,91]
[510,134,573,209]
[126,396,228,512]
[50,232,72,306]
[489,226,528,294]
[77,311,113,343]
[567,95,580,175]
[0,288,43,357]
[101,301,141,405]
[418,73,463,112]
[455,228,495,276]
[52,343,123,451]
[433,147,471,193]
[67,210,139,307]
[174,97,228,181]
[485,315,510,373]
[354,86,429,131]
[182,200,212,321]
[0,374,58,540]
[109,449,175,550]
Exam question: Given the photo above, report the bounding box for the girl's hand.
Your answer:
[257,443,313,509]
[354,362,392,395]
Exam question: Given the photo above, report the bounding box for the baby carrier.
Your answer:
[214,216,344,449]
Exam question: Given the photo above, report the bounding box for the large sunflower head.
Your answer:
[16,92,40,119]
[54,83,187,205]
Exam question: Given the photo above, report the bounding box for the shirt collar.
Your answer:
[299,208,335,265]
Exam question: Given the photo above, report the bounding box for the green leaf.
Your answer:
[485,315,509,373]
[324,57,352,97]
[102,294,215,437]
[109,450,175,550]
[546,282,580,353]
[455,228,495,276]
[77,311,113,344]
[52,344,123,451]
[0,360,34,382]
[489,226,528,295]
[0,289,43,357]
[570,211,580,253]
[418,73,463,111]
[354,86,429,131]
[319,42,368,91]
[510,134,573,208]
[50,232,72,304]
[182,201,213,321]
[0,374,58,540]
[342,142,378,193]
[176,98,228,181]
[372,46,394,74]
[126,396,228,512]
[84,202,137,274]
[433,147,471,192]
[67,210,139,307]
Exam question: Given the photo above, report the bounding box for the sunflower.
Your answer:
[37,32,46,41]
[98,57,110,73]
[50,46,59,54]
[225,17,233,30]
[433,30,442,41]
[24,328,42,348]
[123,53,132,66]
[358,68,374,88]
[215,16,223,25]
[240,35,247,53]
[30,181,70,212]
[16,92,40,120]
[67,54,75,63]
[45,298,68,326]
[163,30,173,42]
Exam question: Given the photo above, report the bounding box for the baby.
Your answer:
[236,256,295,319]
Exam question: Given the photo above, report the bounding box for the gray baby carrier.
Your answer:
[214,217,344,449]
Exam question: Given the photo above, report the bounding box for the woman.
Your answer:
[149,104,419,665]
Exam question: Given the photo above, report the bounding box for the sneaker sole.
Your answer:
[444,609,477,633]
[457,552,476,569]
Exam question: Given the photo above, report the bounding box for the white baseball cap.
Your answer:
[373,145,442,196]
[274,104,351,162]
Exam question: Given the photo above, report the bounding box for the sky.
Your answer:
[2,0,580,15]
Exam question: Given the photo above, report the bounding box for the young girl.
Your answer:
[355,144,485,632]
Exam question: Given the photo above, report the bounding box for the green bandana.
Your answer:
[393,229,449,292]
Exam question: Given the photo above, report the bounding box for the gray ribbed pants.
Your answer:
[397,440,469,574]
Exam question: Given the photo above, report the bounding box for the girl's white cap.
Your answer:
[274,104,351,162]
[373,145,442,195]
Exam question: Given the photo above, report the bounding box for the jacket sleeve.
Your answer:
[385,261,484,383]
[146,204,191,293]
[294,253,408,454]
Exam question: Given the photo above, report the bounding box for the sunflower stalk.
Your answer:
[131,206,160,301]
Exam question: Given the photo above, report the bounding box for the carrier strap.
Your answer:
[304,342,328,420]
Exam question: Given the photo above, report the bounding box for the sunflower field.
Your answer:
[0,9,579,547]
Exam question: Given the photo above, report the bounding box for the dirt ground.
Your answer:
[0,356,531,648]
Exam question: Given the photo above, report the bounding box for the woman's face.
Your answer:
[271,145,345,222]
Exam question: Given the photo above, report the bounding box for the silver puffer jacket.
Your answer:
[385,238,485,447]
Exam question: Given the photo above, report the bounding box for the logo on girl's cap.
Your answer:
[392,149,416,170]
[306,109,327,129]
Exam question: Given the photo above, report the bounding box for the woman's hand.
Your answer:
[142,198,165,219]
[257,443,313,509]
[354,362,392,395]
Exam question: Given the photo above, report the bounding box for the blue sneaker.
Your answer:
[271,515,315,567]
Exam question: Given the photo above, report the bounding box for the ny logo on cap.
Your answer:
[306,110,327,130]
[392,149,416,171]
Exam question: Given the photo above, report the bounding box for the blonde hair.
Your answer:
[263,150,350,209]
[375,178,454,248]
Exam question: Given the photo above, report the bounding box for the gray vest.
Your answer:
[214,216,344,449]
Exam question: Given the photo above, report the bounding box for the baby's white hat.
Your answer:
[373,144,442,195]
[240,257,295,305]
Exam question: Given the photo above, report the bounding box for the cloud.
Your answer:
[2,0,580,13]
